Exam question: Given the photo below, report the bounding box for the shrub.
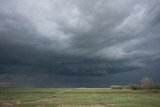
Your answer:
[129,84,141,90]
[151,84,160,90]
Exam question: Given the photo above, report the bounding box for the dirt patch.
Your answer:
[57,104,116,107]
[0,100,21,106]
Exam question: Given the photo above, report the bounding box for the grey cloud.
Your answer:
[0,0,160,86]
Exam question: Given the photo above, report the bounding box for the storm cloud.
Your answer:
[0,0,160,87]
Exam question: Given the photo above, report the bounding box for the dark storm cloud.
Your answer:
[0,0,160,86]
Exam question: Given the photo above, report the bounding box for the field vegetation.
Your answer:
[0,87,160,107]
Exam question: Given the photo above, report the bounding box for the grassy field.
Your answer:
[0,88,160,107]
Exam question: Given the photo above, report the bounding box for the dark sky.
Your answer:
[0,0,160,87]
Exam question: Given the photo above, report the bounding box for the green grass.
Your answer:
[0,88,160,107]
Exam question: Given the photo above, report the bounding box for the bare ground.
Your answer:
[57,104,116,107]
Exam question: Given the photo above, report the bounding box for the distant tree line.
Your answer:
[110,77,160,92]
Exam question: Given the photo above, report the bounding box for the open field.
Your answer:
[0,88,160,107]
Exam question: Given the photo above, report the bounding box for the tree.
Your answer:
[140,77,154,91]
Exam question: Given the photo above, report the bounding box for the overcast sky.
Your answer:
[0,0,160,87]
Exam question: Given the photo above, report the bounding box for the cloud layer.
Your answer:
[0,0,160,86]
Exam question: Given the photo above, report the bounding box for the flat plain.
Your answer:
[0,88,160,107]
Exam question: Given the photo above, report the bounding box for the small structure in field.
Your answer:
[110,85,123,89]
